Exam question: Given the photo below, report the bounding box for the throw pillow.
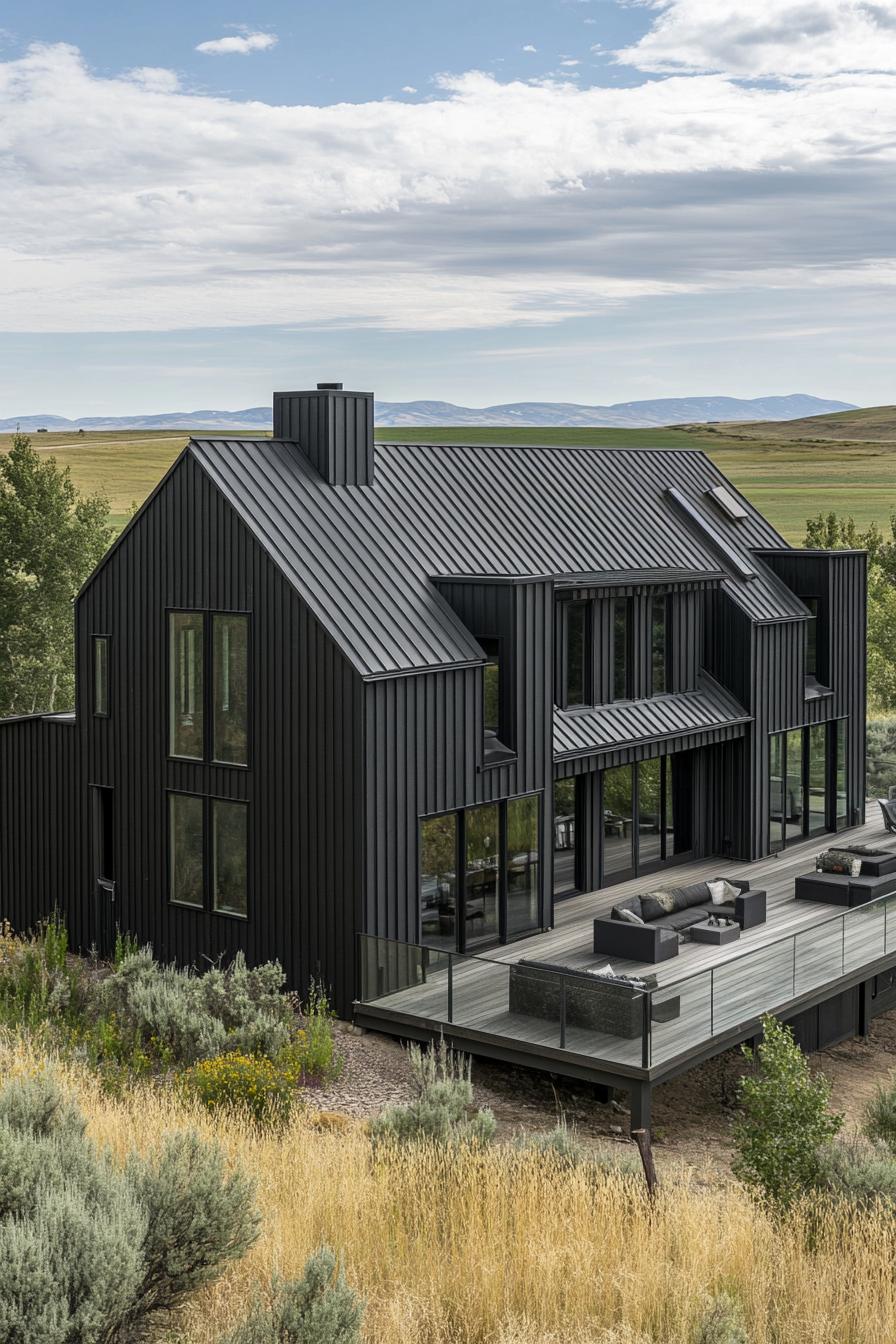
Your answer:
[588,963,615,977]
[708,878,741,905]
[640,889,679,920]
[616,906,645,925]
[816,849,862,877]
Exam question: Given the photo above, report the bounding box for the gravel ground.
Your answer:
[309,1008,896,1178]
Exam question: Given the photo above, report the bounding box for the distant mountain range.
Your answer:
[0,394,855,434]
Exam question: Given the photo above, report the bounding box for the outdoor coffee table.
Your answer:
[688,918,741,946]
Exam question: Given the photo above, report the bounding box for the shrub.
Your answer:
[369,1038,496,1148]
[693,1292,750,1344]
[817,1135,896,1206]
[182,1051,300,1129]
[100,949,295,1067]
[0,913,89,1033]
[282,981,343,1085]
[0,1071,258,1342]
[864,1078,896,1154]
[520,1118,588,1167]
[732,1015,842,1208]
[223,1246,364,1344]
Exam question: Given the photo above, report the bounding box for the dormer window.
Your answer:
[651,595,669,695]
[805,598,819,678]
[565,601,589,706]
[478,636,515,762]
[612,598,632,701]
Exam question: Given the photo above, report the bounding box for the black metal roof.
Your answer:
[189,437,808,680]
[553,674,751,761]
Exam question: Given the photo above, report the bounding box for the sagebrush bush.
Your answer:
[817,1135,896,1206]
[693,1292,749,1344]
[369,1038,496,1148]
[100,949,295,1066]
[519,1121,641,1178]
[182,1050,301,1129]
[224,1246,364,1344]
[0,1070,258,1343]
[864,1078,896,1154]
[732,1015,842,1208]
[0,912,89,1032]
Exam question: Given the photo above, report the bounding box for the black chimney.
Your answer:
[273,382,374,486]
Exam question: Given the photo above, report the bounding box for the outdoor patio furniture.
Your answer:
[593,876,767,963]
[508,958,679,1039]
[794,869,896,907]
[835,844,896,878]
[879,798,896,834]
[688,917,740,946]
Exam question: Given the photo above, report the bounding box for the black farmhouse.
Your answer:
[0,382,874,1124]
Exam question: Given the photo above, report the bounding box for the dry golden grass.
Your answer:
[4,1037,895,1344]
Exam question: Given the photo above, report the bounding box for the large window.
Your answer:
[651,596,669,695]
[565,602,589,706]
[169,613,204,759]
[419,794,541,952]
[213,615,248,765]
[169,793,204,909]
[612,598,631,701]
[170,611,249,765]
[603,765,634,879]
[805,598,819,678]
[93,636,110,717]
[169,792,248,917]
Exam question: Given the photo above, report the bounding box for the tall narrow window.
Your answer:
[213,799,248,917]
[836,721,848,828]
[805,597,819,678]
[169,793,204,908]
[420,814,458,952]
[93,636,109,717]
[480,638,501,735]
[565,602,588,706]
[651,595,668,695]
[553,778,578,897]
[612,598,631,701]
[169,613,204,759]
[506,794,540,937]
[213,615,248,765]
[464,803,500,947]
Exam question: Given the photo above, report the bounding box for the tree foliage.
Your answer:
[0,433,111,714]
[732,1015,842,1209]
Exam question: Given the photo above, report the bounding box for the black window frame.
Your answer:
[167,788,249,921]
[600,754,693,886]
[562,600,591,709]
[767,721,839,853]
[92,634,110,718]
[167,608,251,769]
[804,596,820,680]
[611,597,632,702]
[650,594,672,696]
[417,791,542,952]
[477,634,516,760]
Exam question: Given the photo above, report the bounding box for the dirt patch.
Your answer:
[315,1011,896,1178]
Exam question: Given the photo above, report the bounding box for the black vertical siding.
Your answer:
[273,390,374,487]
[0,718,84,936]
[76,453,363,1014]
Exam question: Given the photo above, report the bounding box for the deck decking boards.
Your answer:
[361,810,896,1076]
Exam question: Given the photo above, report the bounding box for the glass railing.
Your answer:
[358,890,896,1075]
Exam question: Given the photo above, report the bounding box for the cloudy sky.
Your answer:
[1,0,895,414]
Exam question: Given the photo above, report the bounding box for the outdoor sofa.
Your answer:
[592,877,767,964]
[507,958,680,1040]
[794,843,896,907]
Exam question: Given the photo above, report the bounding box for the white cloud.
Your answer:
[560,58,581,66]
[523,44,537,52]
[0,42,895,334]
[195,31,277,55]
[401,85,417,93]
[617,0,896,77]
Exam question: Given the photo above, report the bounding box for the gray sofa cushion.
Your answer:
[652,908,708,931]
[610,895,645,921]
[639,888,684,920]
[678,881,713,908]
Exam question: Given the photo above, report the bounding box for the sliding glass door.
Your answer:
[419,793,542,953]
[600,753,692,886]
[769,723,837,852]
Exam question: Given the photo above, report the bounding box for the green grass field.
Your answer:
[4,406,896,543]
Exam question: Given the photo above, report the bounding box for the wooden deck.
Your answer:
[358,810,896,1079]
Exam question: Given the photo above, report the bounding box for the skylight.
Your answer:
[706,484,749,521]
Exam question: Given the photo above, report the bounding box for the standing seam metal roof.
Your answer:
[189,437,805,680]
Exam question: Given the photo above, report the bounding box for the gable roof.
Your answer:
[188,436,806,680]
